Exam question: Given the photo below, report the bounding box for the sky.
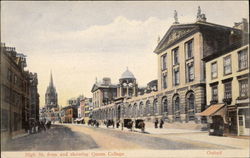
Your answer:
[1,1,248,107]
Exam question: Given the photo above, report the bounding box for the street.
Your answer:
[3,124,246,151]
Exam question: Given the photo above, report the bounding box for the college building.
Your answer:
[91,8,248,131]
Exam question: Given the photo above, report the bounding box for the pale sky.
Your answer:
[1,1,248,107]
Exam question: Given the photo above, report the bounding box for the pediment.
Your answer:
[91,84,99,92]
[155,25,198,54]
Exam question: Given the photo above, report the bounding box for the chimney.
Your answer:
[103,77,111,85]
[233,18,249,33]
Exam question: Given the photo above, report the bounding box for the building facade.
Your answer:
[203,42,249,136]
[91,77,117,109]
[29,72,40,122]
[1,43,38,144]
[91,8,247,130]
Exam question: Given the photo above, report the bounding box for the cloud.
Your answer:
[35,16,172,54]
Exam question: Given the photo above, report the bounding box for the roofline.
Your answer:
[154,21,242,54]
[202,43,249,62]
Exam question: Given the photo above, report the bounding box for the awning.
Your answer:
[199,104,225,116]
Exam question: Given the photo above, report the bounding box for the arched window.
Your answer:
[133,103,137,117]
[153,99,158,114]
[146,100,150,115]
[139,102,143,116]
[173,94,180,116]
[188,94,195,110]
[162,97,168,113]
[186,92,195,120]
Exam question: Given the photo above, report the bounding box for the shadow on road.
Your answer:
[2,125,99,151]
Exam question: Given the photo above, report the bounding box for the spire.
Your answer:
[50,70,54,87]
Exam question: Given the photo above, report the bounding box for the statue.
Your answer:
[174,10,179,24]
[197,6,201,19]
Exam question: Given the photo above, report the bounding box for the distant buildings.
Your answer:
[79,97,93,123]
[45,72,58,109]
[1,43,39,144]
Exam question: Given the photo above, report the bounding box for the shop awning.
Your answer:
[199,104,225,116]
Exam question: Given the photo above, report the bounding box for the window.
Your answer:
[14,75,17,84]
[211,62,217,79]
[1,109,8,131]
[146,101,150,115]
[153,99,158,114]
[185,39,193,59]
[224,82,232,99]
[211,86,218,101]
[239,79,248,98]
[7,69,12,81]
[162,74,167,89]
[174,96,180,112]
[161,54,167,70]
[173,68,179,86]
[187,63,194,82]
[238,49,248,70]
[103,91,108,99]
[172,47,179,65]
[162,98,168,113]
[224,55,232,75]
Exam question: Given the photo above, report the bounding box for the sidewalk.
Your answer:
[171,132,250,149]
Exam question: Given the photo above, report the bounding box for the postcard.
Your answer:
[1,1,249,158]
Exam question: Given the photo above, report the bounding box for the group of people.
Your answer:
[154,118,164,128]
[25,120,52,134]
[88,119,99,127]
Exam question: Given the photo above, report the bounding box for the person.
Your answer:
[160,119,164,128]
[116,121,120,128]
[112,120,115,128]
[154,118,159,128]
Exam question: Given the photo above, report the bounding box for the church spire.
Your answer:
[50,70,54,87]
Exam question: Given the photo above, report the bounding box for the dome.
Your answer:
[120,68,135,79]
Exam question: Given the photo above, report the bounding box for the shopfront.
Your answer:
[199,104,227,136]
[237,107,250,136]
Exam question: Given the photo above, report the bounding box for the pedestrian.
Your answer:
[116,121,120,128]
[155,118,158,128]
[160,119,164,128]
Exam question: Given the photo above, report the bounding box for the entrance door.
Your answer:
[238,115,245,135]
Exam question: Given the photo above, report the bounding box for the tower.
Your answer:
[117,68,138,98]
[45,71,58,109]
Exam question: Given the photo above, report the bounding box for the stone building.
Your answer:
[92,8,247,129]
[1,43,37,143]
[201,19,249,136]
[29,72,40,122]
[45,72,58,109]
[91,77,117,109]
[79,98,93,123]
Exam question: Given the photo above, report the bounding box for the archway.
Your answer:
[173,94,180,121]
[186,91,195,121]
